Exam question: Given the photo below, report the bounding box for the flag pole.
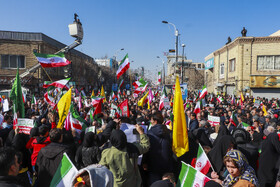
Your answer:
[41,66,53,82]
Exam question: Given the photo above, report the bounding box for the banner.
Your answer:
[250,75,280,88]
[163,98,171,109]
[207,115,220,126]
[17,118,34,134]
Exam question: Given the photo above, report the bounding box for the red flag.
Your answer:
[93,100,102,117]
[118,99,130,117]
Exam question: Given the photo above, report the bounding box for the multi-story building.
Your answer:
[165,55,204,91]
[205,30,280,98]
[95,58,118,70]
[0,30,115,94]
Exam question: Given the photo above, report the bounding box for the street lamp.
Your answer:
[113,48,124,61]
[181,44,186,83]
[157,56,165,85]
[162,20,179,81]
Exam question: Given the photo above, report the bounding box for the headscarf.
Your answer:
[222,149,259,187]
[110,130,127,150]
[208,135,235,173]
[83,132,98,147]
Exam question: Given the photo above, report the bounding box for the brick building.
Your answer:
[205,30,280,98]
[0,30,115,95]
[165,55,204,91]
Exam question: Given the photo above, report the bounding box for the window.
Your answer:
[220,63,224,78]
[198,64,201,69]
[257,55,280,70]
[1,55,25,69]
[229,58,235,72]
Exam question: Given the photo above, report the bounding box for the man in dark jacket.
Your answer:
[189,113,199,131]
[144,112,174,185]
[36,128,74,187]
[0,147,22,187]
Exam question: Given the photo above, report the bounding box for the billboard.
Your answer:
[205,58,214,70]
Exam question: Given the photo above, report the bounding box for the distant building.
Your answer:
[165,55,204,91]
[95,58,118,70]
[0,30,106,94]
[205,30,280,98]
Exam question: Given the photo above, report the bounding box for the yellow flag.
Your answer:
[57,88,72,129]
[91,90,95,97]
[101,85,106,102]
[253,98,255,103]
[172,77,189,157]
[262,105,268,116]
[138,92,149,107]
[240,92,244,101]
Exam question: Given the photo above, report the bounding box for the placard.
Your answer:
[17,118,34,135]
[207,115,220,126]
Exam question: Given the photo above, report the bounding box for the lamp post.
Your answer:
[113,48,124,61]
[162,21,179,81]
[181,44,185,83]
[157,56,165,85]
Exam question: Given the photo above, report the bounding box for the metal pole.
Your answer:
[175,29,178,79]
[181,44,185,83]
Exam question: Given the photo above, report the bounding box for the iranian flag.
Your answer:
[69,105,87,132]
[216,95,224,103]
[199,86,207,100]
[159,86,168,111]
[43,78,70,89]
[231,95,235,105]
[31,94,37,105]
[195,144,212,175]
[13,104,18,128]
[158,72,161,83]
[230,112,238,127]
[177,162,210,187]
[117,54,130,79]
[34,52,71,68]
[193,100,201,114]
[133,78,147,89]
[242,122,250,129]
[22,91,26,103]
[119,79,124,89]
[91,97,103,107]
[50,153,78,187]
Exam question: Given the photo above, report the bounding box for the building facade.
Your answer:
[95,58,118,70]
[0,30,117,95]
[206,30,280,98]
[165,55,204,91]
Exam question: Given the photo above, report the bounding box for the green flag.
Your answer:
[10,68,25,118]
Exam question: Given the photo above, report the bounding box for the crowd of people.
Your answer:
[0,90,280,187]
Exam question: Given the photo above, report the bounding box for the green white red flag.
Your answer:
[117,54,130,79]
[158,72,161,83]
[195,144,212,175]
[50,153,78,187]
[199,86,207,100]
[193,100,201,114]
[216,95,224,103]
[177,162,210,187]
[43,78,70,90]
[34,52,71,68]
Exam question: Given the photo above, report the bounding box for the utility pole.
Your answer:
[181,44,185,83]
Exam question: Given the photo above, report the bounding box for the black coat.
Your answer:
[0,175,23,187]
[36,142,74,187]
[258,132,280,186]
[145,124,174,175]
[189,119,199,131]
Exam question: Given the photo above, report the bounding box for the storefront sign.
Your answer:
[250,76,280,88]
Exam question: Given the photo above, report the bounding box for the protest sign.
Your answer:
[17,118,34,135]
[163,98,170,109]
[85,126,96,134]
[207,115,220,126]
